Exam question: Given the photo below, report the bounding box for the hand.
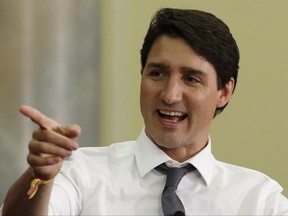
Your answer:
[20,105,81,180]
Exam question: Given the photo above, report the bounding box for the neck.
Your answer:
[158,139,208,163]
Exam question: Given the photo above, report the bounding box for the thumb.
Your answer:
[56,124,81,139]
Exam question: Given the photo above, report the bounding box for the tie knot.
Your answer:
[156,163,195,188]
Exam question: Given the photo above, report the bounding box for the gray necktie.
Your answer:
[156,163,195,216]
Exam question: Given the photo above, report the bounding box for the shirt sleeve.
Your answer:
[264,182,288,215]
[48,174,83,215]
[48,153,86,215]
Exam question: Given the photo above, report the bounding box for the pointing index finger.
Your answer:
[20,105,60,130]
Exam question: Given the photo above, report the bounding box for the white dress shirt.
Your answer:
[48,129,288,215]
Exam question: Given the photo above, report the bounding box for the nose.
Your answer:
[160,77,183,104]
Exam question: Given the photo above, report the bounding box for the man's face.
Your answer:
[140,35,232,156]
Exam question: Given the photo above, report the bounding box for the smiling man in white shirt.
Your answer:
[2,8,288,216]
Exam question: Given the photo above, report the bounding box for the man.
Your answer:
[2,8,288,215]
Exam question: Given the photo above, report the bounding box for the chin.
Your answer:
[155,137,184,149]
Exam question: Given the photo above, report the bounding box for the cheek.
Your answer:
[187,92,219,114]
[140,82,148,105]
[140,80,158,100]
[140,80,161,118]
[140,81,152,114]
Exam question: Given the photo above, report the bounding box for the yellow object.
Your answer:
[26,173,57,199]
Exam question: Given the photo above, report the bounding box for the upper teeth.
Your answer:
[159,110,185,117]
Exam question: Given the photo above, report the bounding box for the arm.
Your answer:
[2,106,80,215]
[265,183,288,215]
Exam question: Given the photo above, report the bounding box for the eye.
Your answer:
[183,75,200,85]
[149,70,164,80]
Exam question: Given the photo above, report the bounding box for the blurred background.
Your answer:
[0,0,287,202]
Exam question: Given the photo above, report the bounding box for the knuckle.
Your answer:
[41,129,51,140]
[32,129,39,139]
[32,128,49,140]
[28,140,36,152]
[27,154,36,166]
[28,139,41,153]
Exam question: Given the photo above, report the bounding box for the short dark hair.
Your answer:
[140,8,240,116]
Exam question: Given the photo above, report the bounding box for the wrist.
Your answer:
[26,170,59,199]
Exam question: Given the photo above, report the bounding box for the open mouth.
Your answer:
[157,109,187,122]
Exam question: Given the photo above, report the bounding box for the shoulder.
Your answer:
[214,160,281,189]
[58,140,137,189]
[75,140,136,159]
[61,140,137,174]
[216,160,271,179]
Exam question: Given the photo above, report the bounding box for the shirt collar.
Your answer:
[134,128,215,186]
[135,129,172,177]
[185,137,215,186]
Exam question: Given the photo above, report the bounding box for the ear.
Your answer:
[216,78,235,108]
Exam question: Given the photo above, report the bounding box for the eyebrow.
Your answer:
[146,62,207,76]
[181,66,207,77]
[146,62,169,70]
